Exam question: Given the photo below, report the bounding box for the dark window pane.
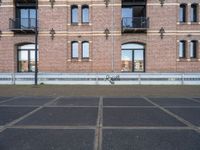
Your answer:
[191,4,198,22]
[179,4,186,22]
[190,41,197,58]
[179,41,186,58]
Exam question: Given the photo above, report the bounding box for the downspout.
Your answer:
[111,0,115,72]
[34,0,38,85]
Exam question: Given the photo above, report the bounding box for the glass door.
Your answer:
[121,50,133,72]
[122,7,133,28]
[18,8,36,29]
[121,43,145,72]
[133,50,144,72]
[29,9,36,28]
[20,9,29,28]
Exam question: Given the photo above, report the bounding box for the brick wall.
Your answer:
[0,0,199,73]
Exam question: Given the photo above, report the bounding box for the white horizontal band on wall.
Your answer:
[0,73,200,85]
[1,2,186,7]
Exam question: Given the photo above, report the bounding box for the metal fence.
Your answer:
[9,18,36,30]
[0,73,200,85]
[121,17,149,30]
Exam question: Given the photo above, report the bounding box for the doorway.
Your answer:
[121,43,145,72]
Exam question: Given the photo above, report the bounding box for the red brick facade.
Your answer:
[0,0,200,73]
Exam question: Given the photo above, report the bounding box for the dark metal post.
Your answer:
[35,0,38,85]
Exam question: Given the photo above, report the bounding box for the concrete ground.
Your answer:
[0,96,200,150]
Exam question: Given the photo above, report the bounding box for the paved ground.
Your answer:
[0,96,200,150]
[0,85,200,97]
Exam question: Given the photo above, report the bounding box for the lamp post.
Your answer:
[35,0,38,85]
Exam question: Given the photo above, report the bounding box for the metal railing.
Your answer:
[9,18,36,31]
[122,17,149,31]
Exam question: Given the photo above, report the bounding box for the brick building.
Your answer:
[0,0,200,73]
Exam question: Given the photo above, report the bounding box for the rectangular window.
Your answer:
[18,50,29,72]
[71,6,78,24]
[82,42,89,58]
[17,8,36,29]
[179,4,186,22]
[82,5,89,23]
[179,41,186,58]
[191,4,198,22]
[71,42,79,58]
[190,41,197,58]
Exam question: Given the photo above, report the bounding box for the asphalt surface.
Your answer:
[0,96,200,150]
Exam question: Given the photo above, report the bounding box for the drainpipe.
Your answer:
[34,0,38,85]
[111,0,115,72]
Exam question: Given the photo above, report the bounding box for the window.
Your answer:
[16,7,36,29]
[190,41,197,58]
[71,5,78,24]
[82,41,89,58]
[17,44,37,72]
[82,5,89,23]
[121,43,145,72]
[179,4,186,22]
[179,41,186,58]
[71,41,79,58]
[191,4,198,22]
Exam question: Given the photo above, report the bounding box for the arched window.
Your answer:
[179,41,186,58]
[82,41,89,58]
[17,44,38,72]
[71,5,78,24]
[71,41,79,58]
[190,40,197,58]
[82,5,89,23]
[179,4,186,22]
[191,4,198,22]
[121,43,145,72]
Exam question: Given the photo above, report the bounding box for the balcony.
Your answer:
[9,18,36,33]
[121,17,149,33]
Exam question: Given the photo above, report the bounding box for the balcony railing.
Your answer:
[122,17,149,32]
[9,18,36,33]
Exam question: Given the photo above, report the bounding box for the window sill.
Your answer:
[177,58,187,62]
[190,58,199,62]
[82,58,91,62]
[190,22,199,25]
[70,58,79,61]
[71,23,79,26]
[68,58,92,62]
[81,23,90,25]
[177,22,187,25]
[177,58,200,62]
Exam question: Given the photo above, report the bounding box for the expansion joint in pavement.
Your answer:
[143,96,200,134]
[0,96,62,133]
[186,97,200,104]
[94,96,103,150]
[0,96,22,104]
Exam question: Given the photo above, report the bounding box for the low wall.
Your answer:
[0,73,200,85]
